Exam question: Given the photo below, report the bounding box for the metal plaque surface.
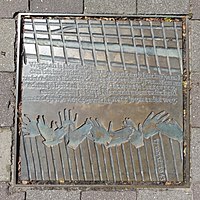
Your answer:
[17,15,185,185]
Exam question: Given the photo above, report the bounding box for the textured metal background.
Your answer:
[18,17,184,184]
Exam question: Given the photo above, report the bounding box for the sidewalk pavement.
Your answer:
[0,0,199,199]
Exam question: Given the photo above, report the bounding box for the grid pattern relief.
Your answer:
[24,18,182,74]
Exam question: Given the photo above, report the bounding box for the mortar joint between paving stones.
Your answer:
[136,0,138,15]
[83,0,85,14]
[28,0,31,11]
[10,126,16,185]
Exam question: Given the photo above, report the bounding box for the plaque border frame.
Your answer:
[13,13,190,189]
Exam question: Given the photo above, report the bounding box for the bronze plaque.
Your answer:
[17,16,184,184]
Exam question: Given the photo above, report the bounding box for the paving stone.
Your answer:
[137,189,192,200]
[192,184,200,200]
[191,73,200,127]
[0,183,25,200]
[191,0,200,19]
[26,190,80,200]
[0,19,15,72]
[191,21,200,72]
[137,0,189,14]
[84,0,136,14]
[0,0,28,18]
[0,73,14,127]
[0,129,12,181]
[30,0,83,13]
[191,128,200,183]
[81,191,137,200]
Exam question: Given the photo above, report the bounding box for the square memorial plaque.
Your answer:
[15,14,189,186]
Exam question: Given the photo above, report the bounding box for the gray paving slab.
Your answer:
[192,184,200,200]
[191,73,200,127]
[26,190,80,200]
[0,19,15,72]
[84,0,136,14]
[191,128,200,183]
[191,0,200,19]
[137,189,192,200]
[191,21,200,72]
[81,191,137,200]
[0,73,14,127]
[0,0,28,18]
[30,0,83,13]
[137,0,189,14]
[0,129,12,181]
[0,183,25,200]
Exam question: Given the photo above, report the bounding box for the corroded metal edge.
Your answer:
[13,13,23,186]
[17,13,185,18]
[182,16,190,187]
[14,13,190,189]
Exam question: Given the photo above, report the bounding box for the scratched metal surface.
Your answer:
[18,17,184,184]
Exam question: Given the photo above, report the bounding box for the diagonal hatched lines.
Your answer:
[23,18,183,75]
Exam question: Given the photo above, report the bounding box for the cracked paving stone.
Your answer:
[0,19,15,72]
[0,0,28,18]
[137,0,189,14]
[0,73,14,127]
[30,0,83,13]
[191,73,200,127]
[191,128,200,183]
[0,129,12,181]
[26,190,81,200]
[81,191,137,200]
[84,0,136,14]
[191,0,200,19]
[137,189,192,200]
[191,21,200,72]
[0,183,25,200]
[192,184,200,200]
